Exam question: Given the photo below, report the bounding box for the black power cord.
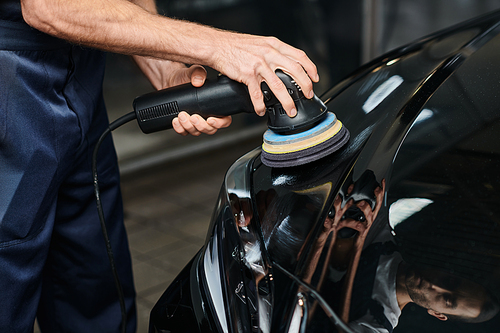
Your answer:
[92,111,136,333]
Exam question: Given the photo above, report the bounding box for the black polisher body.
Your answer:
[133,71,349,167]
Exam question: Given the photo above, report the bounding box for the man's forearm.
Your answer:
[20,0,217,66]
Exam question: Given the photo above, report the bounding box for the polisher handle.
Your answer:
[134,75,253,134]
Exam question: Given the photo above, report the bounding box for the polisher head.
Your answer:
[261,112,350,168]
[259,71,350,168]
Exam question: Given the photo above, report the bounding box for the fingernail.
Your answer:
[179,113,188,122]
[290,108,297,117]
[207,119,216,126]
[308,90,314,99]
[315,74,320,81]
[191,116,199,124]
[193,76,204,84]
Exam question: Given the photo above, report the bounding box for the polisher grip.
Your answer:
[133,75,254,134]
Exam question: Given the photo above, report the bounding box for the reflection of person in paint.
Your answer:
[348,241,499,333]
[396,263,499,323]
[349,254,499,333]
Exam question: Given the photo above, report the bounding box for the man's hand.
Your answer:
[209,32,319,117]
[133,56,232,136]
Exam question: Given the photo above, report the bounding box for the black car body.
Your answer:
[149,10,500,333]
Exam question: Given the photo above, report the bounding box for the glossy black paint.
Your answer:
[150,10,500,333]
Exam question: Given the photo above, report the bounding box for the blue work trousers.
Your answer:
[0,21,137,332]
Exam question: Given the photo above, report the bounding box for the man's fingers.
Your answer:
[172,117,188,136]
[286,47,319,84]
[280,65,315,99]
[190,114,216,135]
[206,116,232,129]
[172,112,232,136]
[274,41,319,86]
[167,64,207,88]
[190,115,232,134]
[271,55,315,99]
[247,80,267,116]
[264,71,297,117]
[173,111,201,136]
[258,63,315,117]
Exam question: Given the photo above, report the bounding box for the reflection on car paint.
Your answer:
[362,75,404,113]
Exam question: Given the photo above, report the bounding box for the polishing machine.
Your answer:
[132,70,349,168]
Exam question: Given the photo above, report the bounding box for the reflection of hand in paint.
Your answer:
[335,178,386,322]
[303,177,386,285]
[328,179,386,237]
